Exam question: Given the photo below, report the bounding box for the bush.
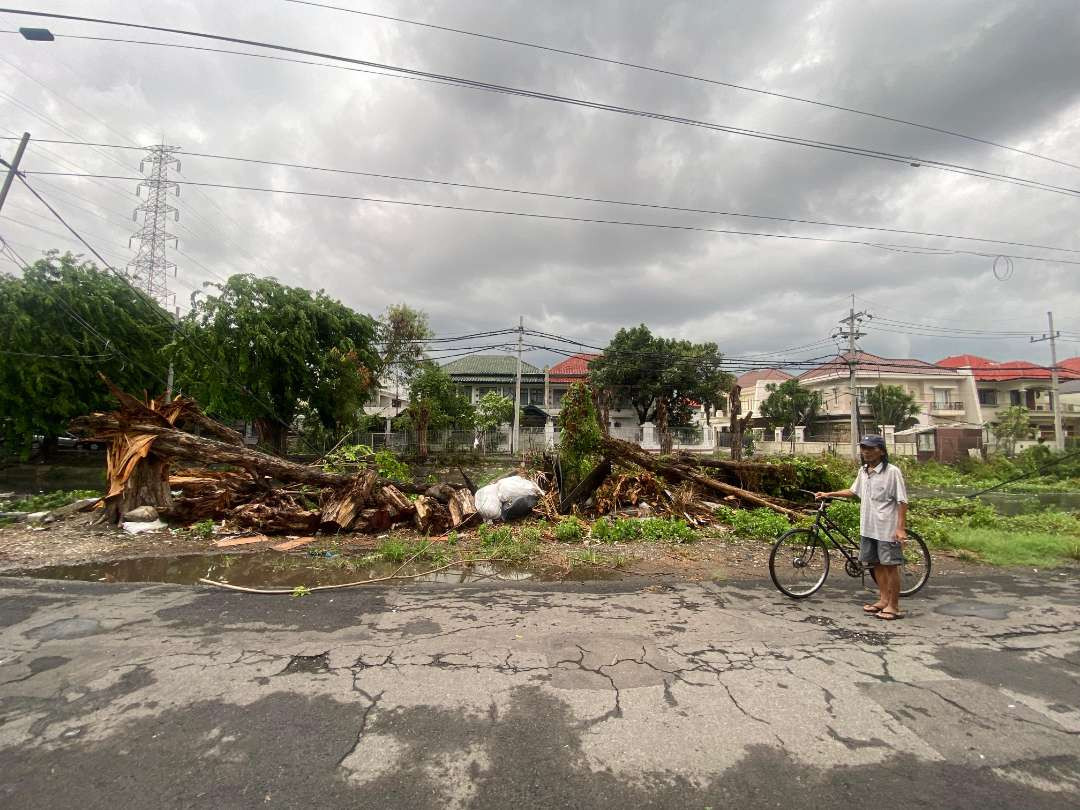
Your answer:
[638,517,696,543]
[715,506,795,539]
[324,444,411,481]
[554,517,585,542]
[0,489,99,513]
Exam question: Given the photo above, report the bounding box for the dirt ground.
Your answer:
[0,513,1003,582]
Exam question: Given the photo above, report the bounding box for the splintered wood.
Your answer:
[69,381,475,535]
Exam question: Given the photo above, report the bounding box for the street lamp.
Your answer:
[19,27,54,42]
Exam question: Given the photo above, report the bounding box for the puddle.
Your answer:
[911,487,1080,515]
[4,551,619,587]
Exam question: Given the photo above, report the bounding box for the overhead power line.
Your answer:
[22,170,1080,267]
[10,136,1080,256]
[282,0,1080,173]
[2,10,1078,199]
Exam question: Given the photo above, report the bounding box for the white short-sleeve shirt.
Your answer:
[851,462,909,542]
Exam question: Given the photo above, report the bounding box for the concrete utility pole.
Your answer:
[1031,311,1064,452]
[836,295,869,461]
[512,316,524,454]
[0,132,30,215]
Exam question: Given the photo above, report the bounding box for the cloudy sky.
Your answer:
[2,0,1079,372]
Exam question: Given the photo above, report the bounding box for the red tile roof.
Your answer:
[799,351,951,381]
[937,354,994,369]
[736,368,793,388]
[935,356,1080,382]
[548,352,600,384]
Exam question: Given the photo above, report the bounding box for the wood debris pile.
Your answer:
[70,382,478,535]
[539,434,805,523]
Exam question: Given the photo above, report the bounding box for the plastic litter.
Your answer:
[474,476,544,522]
[121,519,168,534]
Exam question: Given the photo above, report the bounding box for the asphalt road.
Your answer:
[1,570,1078,809]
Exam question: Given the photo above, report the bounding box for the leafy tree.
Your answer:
[866,383,921,430]
[993,405,1032,457]
[558,382,603,491]
[379,303,432,394]
[473,391,514,450]
[171,274,380,455]
[759,380,823,439]
[588,325,733,441]
[398,362,474,458]
[588,325,663,425]
[0,251,168,458]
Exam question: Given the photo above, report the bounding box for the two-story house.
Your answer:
[937,354,1080,441]
[736,369,794,417]
[797,351,981,442]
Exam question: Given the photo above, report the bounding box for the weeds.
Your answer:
[554,517,585,542]
[291,585,311,598]
[0,489,99,513]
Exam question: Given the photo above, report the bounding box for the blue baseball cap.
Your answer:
[859,435,886,449]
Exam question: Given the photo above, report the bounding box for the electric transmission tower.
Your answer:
[127,143,181,309]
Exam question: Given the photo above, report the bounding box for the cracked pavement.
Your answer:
[0,571,1078,808]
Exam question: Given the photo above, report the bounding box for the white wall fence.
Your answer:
[347,423,920,458]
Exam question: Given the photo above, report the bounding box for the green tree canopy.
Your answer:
[0,251,168,457]
[866,383,921,430]
[992,405,1032,457]
[759,379,823,438]
[474,391,514,433]
[397,362,474,457]
[588,325,734,428]
[170,274,380,454]
[379,303,432,394]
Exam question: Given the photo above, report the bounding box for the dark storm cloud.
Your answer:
[1,0,1078,371]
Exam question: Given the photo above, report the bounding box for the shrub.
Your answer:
[0,489,99,513]
[554,517,585,542]
[715,506,794,539]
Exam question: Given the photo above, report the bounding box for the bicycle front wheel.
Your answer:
[770,528,830,599]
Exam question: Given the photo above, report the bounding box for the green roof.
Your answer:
[441,354,543,383]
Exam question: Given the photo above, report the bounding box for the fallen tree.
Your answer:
[599,435,802,519]
[69,382,473,534]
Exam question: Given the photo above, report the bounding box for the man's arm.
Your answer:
[895,501,908,542]
[815,488,855,499]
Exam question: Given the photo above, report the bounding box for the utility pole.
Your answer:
[512,316,524,455]
[835,295,869,460]
[1031,311,1064,452]
[0,132,30,215]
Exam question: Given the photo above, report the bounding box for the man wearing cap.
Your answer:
[815,435,909,620]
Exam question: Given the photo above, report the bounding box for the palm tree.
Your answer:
[866,384,921,431]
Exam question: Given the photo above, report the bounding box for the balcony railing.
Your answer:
[930,401,965,413]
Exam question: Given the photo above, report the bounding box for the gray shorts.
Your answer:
[860,536,904,566]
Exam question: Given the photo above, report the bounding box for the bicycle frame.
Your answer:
[806,499,866,574]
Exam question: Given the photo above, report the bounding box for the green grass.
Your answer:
[588,516,696,544]
[0,489,99,513]
[936,528,1080,568]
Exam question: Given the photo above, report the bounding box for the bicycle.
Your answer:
[768,495,931,599]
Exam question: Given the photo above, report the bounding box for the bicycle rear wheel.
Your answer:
[770,529,830,599]
[868,531,931,596]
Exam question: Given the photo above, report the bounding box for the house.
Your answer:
[736,368,793,418]
[546,352,599,410]
[363,381,406,424]
[796,351,981,441]
[937,354,1080,441]
[441,355,547,410]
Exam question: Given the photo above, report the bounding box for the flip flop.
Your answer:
[863,604,886,613]
[876,610,905,621]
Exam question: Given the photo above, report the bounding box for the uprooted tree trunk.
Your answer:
[559,457,612,514]
[70,381,471,533]
[599,435,801,519]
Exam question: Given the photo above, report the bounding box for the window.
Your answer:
[1009,390,1022,406]
[978,389,997,406]
[916,432,935,452]
[528,388,546,406]
[857,387,874,404]
[932,388,950,407]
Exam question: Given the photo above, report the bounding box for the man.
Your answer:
[815,435,909,620]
